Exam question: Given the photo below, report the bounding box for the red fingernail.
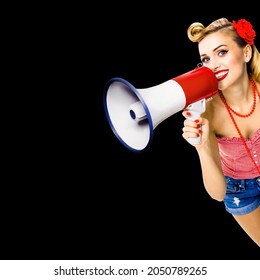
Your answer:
[194,119,199,123]
[186,111,191,116]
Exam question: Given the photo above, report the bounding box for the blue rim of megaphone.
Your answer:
[103,77,153,153]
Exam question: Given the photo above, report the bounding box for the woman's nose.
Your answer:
[213,62,221,71]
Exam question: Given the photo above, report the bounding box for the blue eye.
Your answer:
[219,50,228,56]
[202,57,210,63]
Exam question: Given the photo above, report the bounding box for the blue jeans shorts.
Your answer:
[223,176,260,215]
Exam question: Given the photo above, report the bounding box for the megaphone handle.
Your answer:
[186,99,206,145]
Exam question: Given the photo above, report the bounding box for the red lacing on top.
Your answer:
[217,128,260,143]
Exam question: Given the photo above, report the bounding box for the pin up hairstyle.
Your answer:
[187,18,259,82]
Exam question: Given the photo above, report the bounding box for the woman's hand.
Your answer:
[182,110,210,147]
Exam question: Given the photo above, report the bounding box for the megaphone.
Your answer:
[103,66,218,153]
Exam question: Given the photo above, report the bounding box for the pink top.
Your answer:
[216,128,260,179]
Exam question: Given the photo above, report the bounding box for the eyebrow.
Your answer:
[200,44,228,58]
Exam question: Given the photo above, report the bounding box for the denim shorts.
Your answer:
[223,176,260,215]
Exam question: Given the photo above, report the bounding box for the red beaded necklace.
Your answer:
[219,77,260,175]
[219,77,257,117]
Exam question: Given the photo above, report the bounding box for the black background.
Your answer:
[2,12,259,260]
[89,14,260,259]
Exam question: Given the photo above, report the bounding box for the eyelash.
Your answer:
[201,50,228,63]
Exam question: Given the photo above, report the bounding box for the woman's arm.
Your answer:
[182,115,226,201]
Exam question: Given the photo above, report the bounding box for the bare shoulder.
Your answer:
[202,94,228,133]
[203,94,224,119]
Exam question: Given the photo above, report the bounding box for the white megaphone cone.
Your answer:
[103,66,218,152]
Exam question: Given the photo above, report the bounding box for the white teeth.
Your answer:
[216,72,228,79]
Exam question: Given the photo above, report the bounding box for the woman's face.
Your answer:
[198,31,247,91]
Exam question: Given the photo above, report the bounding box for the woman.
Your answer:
[182,18,260,246]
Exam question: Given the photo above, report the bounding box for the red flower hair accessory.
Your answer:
[232,19,256,45]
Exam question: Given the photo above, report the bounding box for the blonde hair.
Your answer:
[187,18,260,82]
